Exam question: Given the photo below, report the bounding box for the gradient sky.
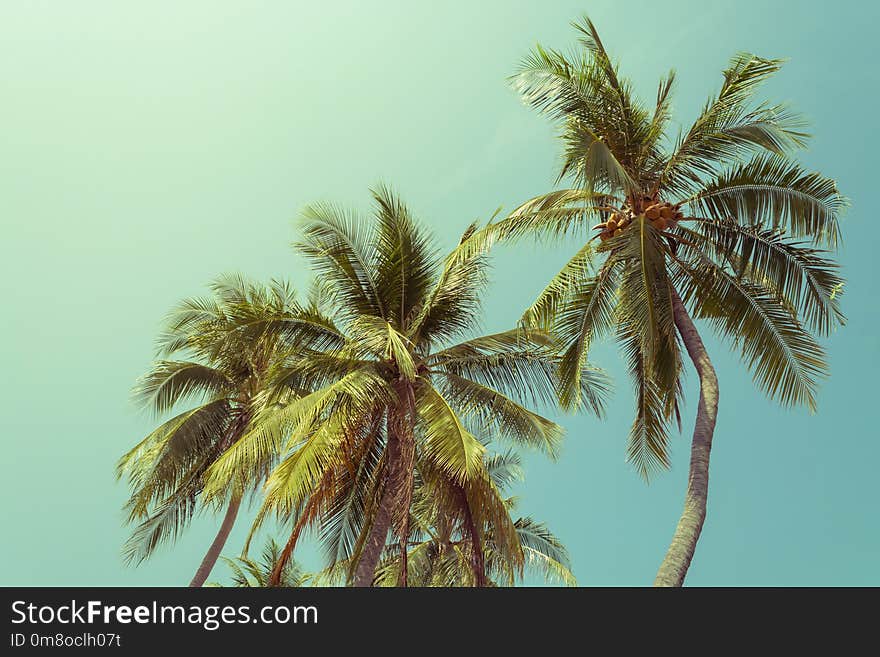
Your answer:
[2,0,877,586]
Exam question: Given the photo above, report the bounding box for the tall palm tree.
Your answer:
[485,17,846,585]
[117,275,310,586]
[372,449,577,587]
[202,185,609,586]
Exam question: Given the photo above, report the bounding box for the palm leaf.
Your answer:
[687,153,846,246]
[415,386,485,483]
[437,371,564,457]
[133,361,233,415]
[686,219,845,335]
[515,517,577,586]
[675,256,827,410]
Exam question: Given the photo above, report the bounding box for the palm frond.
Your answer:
[511,45,638,193]
[521,241,596,330]
[616,217,681,396]
[258,416,348,521]
[319,419,384,566]
[119,399,232,514]
[660,54,807,194]
[408,222,490,347]
[437,371,564,457]
[202,370,389,500]
[687,153,847,246]
[371,184,440,330]
[415,386,485,483]
[618,318,676,477]
[490,189,617,245]
[345,316,417,380]
[429,329,562,409]
[515,517,577,586]
[121,458,206,565]
[133,361,232,415]
[686,219,845,335]
[675,257,827,410]
[555,258,619,411]
[484,449,524,490]
[296,202,386,320]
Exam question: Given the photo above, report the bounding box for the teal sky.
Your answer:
[2,0,877,586]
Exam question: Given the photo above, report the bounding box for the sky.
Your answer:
[1,0,877,586]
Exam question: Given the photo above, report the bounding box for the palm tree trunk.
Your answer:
[353,382,415,588]
[394,433,415,588]
[352,476,395,587]
[190,496,242,587]
[397,529,410,587]
[268,502,313,587]
[458,487,486,587]
[654,290,719,587]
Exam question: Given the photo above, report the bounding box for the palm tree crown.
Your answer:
[202,185,609,586]
[370,448,577,587]
[215,538,315,587]
[117,275,304,584]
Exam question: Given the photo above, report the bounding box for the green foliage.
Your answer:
[494,15,846,477]
[117,14,846,588]
[370,449,577,587]
[212,539,314,587]
[118,276,308,564]
[204,186,608,583]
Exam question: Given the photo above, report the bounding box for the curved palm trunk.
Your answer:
[189,496,241,587]
[189,409,251,588]
[654,291,719,587]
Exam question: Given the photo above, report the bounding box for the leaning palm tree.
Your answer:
[372,449,577,587]
[202,185,609,586]
[486,17,846,585]
[117,275,310,586]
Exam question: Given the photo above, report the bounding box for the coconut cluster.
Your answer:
[595,199,684,242]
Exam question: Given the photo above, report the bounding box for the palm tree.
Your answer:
[202,185,609,586]
[117,275,310,586]
[212,538,314,587]
[372,448,577,586]
[485,17,846,585]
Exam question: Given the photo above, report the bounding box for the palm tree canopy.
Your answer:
[372,448,577,587]
[117,275,306,564]
[213,539,314,587]
[483,16,846,477]
[201,185,610,579]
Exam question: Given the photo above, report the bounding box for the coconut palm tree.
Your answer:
[117,275,314,586]
[484,17,846,585]
[202,185,609,586]
[212,538,314,587]
[372,449,576,587]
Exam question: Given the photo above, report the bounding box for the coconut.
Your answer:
[645,205,660,220]
[655,217,668,231]
[660,205,674,220]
